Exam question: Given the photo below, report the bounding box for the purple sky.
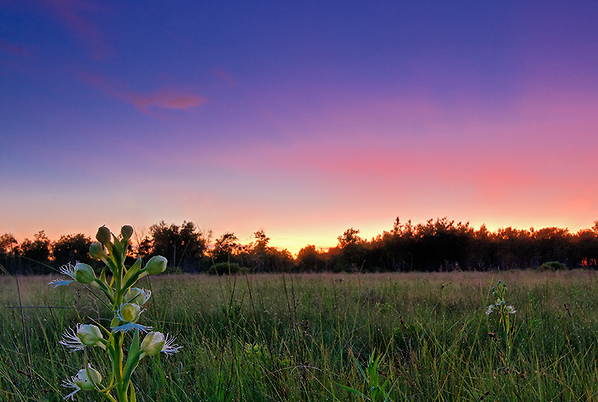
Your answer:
[1,0,597,253]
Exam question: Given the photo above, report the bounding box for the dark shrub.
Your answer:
[208,262,246,275]
[538,261,568,271]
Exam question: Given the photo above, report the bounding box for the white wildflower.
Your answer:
[62,365,102,400]
[124,287,152,305]
[111,303,152,333]
[59,324,105,351]
[141,331,182,357]
[49,263,77,287]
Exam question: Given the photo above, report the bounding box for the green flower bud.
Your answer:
[121,225,134,240]
[118,303,141,323]
[143,256,167,275]
[74,367,102,391]
[74,263,96,284]
[141,332,165,356]
[96,226,112,245]
[89,242,107,260]
[77,324,103,347]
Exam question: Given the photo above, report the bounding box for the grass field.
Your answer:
[2,270,598,401]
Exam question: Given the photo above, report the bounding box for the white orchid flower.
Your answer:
[124,287,152,305]
[59,324,105,351]
[62,365,102,400]
[49,263,77,287]
[112,303,152,333]
[141,331,182,357]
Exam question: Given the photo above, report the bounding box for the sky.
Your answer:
[1,0,597,254]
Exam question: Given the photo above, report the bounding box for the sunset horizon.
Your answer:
[2,1,597,257]
[3,216,596,256]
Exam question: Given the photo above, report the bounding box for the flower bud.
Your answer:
[121,225,134,240]
[124,287,151,305]
[74,367,102,391]
[118,303,141,323]
[141,331,165,356]
[96,226,112,245]
[77,324,103,347]
[143,256,167,275]
[89,242,107,260]
[74,263,96,284]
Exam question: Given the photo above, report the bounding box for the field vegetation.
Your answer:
[2,270,598,401]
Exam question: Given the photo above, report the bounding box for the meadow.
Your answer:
[2,270,598,401]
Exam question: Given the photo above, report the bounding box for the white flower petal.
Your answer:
[59,325,86,352]
[162,333,183,356]
[112,322,153,333]
[49,279,75,288]
[59,263,77,279]
[61,377,81,400]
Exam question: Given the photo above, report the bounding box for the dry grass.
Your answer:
[2,270,598,401]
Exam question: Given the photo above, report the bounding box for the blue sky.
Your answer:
[1,0,597,252]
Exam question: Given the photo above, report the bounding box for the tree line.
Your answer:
[1,217,598,275]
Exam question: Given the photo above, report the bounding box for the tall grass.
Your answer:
[2,270,598,401]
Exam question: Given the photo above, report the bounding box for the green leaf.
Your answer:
[130,383,137,402]
[335,383,367,399]
[122,330,142,387]
[123,257,143,289]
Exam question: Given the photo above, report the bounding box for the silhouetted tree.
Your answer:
[4,216,598,274]
[135,236,153,261]
[331,228,368,271]
[0,233,18,274]
[0,233,18,254]
[337,228,363,248]
[467,224,494,270]
[296,245,324,272]
[268,248,294,272]
[535,227,570,265]
[149,221,206,272]
[52,233,92,266]
[211,232,240,264]
[249,230,270,272]
[19,231,50,273]
[370,218,414,271]
[573,228,598,267]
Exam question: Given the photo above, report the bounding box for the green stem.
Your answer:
[104,393,118,402]
[110,331,127,402]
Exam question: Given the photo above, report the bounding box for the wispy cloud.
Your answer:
[127,89,206,112]
[81,73,207,114]
[0,39,32,57]
[214,69,235,86]
[0,39,33,75]
[38,0,111,59]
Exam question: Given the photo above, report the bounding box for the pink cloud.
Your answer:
[207,122,596,222]
[81,73,207,114]
[0,39,32,57]
[0,39,33,75]
[214,69,235,85]
[127,89,206,112]
[39,0,111,59]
